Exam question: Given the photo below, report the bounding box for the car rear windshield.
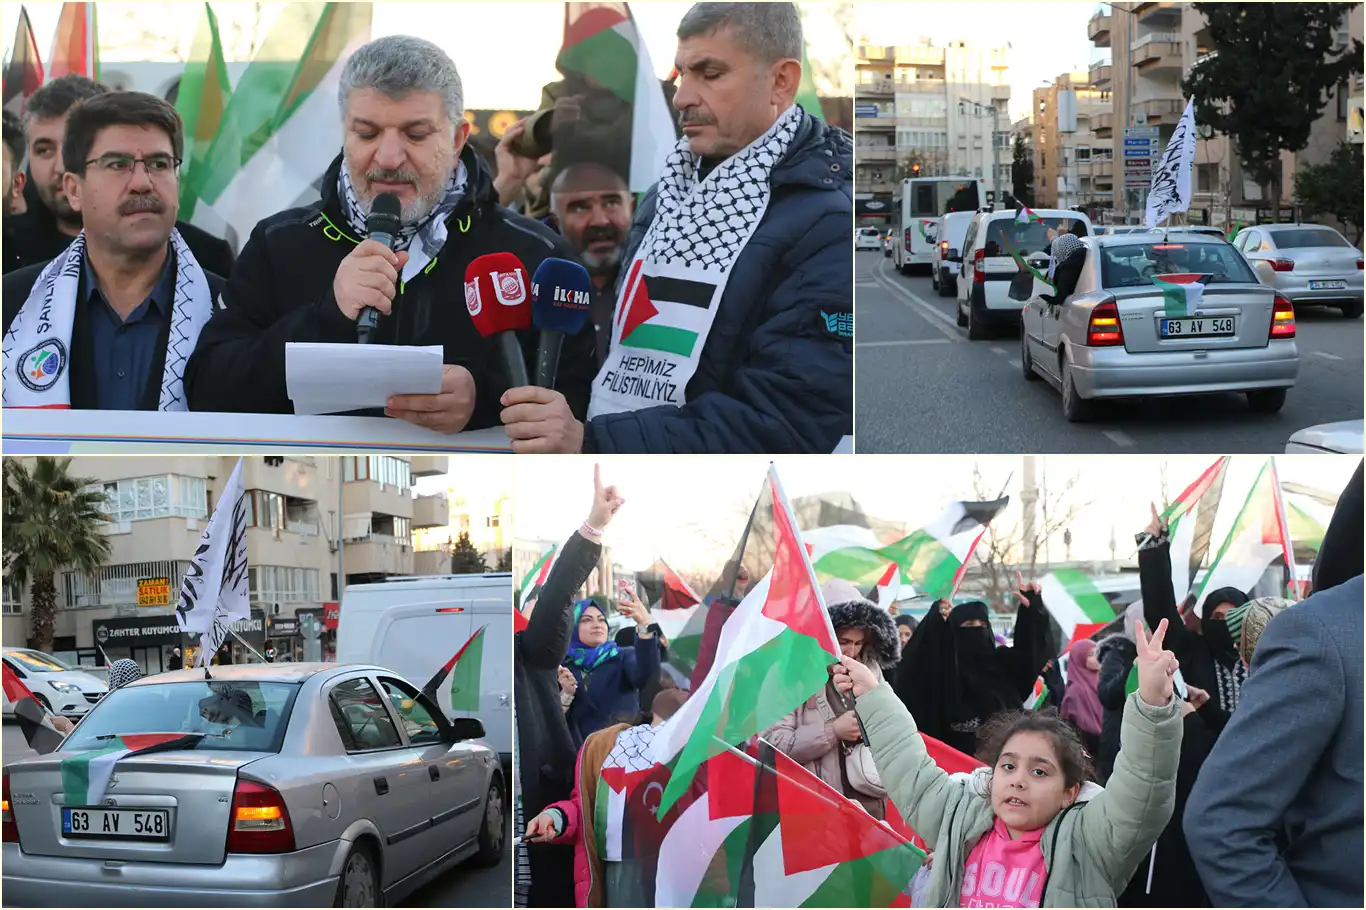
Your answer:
[1270,228,1350,249]
[63,680,301,754]
[858,228,879,237]
[983,216,1088,258]
[1100,241,1258,288]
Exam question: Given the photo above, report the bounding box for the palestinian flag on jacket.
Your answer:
[46,2,98,81]
[62,733,203,807]
[1015,205,1044,225]
[649,465,841,815]
[3,662,66,755]
[175,3,231,220]
[417,625,485,711]
[557,2,675,192]
[1192,460,1292,614]
[2,8,44,117]
[649,559,704,674]
[1163,456,1229,608]
[1039,568,1116,648]
[804,497,1008,601]
[655,741,925,908]
[1152,273,1210,318]
[616,259,716,358]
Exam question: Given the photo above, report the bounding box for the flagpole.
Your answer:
[1269,456,1299,597]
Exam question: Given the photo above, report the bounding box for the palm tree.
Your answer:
[3,458,113,653]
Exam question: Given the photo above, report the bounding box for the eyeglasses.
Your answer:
[84,153,181,180]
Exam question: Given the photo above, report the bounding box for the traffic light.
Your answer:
[911,163,921,176]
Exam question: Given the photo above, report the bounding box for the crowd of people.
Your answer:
[0,2,852,454]
[514,463,1363,908]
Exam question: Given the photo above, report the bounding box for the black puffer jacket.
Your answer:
[1095,632,1137,783]
[828,597,901,669]
[583,108,852,453]
[184,145,597,428]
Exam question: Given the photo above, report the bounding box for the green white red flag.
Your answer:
[2,8,44,117]
[1015,205,1044,225]
[1039,568,1116,648]
[46,2,98,82]
[61,733,203,806]
[649,558,705,675]
[1152,273,1210,318]
[519,544,557,608]
[1163,456,1229,608]
[175,3,231,220]
[1192,459,1293,614]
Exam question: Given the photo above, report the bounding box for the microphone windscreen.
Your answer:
[531,258,594,335]
[366,192,402,238]
[464,252,533,336]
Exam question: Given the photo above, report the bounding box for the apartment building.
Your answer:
[855,39,1012,229]
[1031,72,1116,212]
[2,455,446,672]
[412,459,513,576]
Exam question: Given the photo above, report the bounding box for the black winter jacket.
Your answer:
[1095,633,1137,783]
[183,146,597,428]
[583,109,853,453]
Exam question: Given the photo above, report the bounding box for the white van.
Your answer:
[335,574,512,769]
[931,211,977,299]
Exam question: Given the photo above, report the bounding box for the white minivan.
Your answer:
[956,208,1093,340]
[336,574,512,770]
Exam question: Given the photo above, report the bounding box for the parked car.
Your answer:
[1233,223,1364,318]
[1285,419,1365,454]
[956,208,1094,339]
[1020,234,1299,421]
[855,226,882,252]
[2,650,107,718]
[931,211,976,299]
[2,662,505,907]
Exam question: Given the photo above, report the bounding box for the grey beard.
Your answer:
[580,244,623,274]
[355,184,442,226]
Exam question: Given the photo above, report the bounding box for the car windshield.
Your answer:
[984,216,1087,258]
[5,651,76,673]
[1100,241,1257,288]
[63,680,301,753]
[1270,228,1350,249]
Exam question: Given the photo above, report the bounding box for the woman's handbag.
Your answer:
[845,741,888,799]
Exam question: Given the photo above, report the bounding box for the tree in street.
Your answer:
[1183,3,1363,219]
[3,458,112,653]
[1012,135,1035,207]
[495,548,512,573]
[1294,141,1364,242]
[450,532,488,575]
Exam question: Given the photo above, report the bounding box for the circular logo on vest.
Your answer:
[18,338,67,393]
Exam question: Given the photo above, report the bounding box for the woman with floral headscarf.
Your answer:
[562,590,660,745]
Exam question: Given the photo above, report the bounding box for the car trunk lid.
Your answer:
[1112,283,1275,353]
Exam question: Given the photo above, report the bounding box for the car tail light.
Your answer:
[972,248,986,283]
[1271,294,1296,339]
[2,771,17,843]
[1269,259,1295,272]
[940,240,948,255]
[1356,258,1362,270]
[1086,301,1123,346]
[226,779,294,854]
[903,228,912,251]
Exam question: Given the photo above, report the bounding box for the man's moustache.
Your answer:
[118,195,165,215]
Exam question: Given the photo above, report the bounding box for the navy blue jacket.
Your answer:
[583,109,853,453]
[564,634,661,745]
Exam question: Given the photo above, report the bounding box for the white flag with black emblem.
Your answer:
[1145,96,1198,230]
[175,458,250,645]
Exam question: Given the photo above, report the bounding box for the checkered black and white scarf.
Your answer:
[338,159,469,285]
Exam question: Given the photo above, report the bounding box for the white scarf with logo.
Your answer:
[588,104,803,418]
[1,230,212,410]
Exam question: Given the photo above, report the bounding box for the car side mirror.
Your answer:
[447,716,485,741]
[948,248,960,260]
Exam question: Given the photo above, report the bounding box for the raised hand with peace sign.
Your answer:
[1135,618,1179,706]
[1014,571,1043,609]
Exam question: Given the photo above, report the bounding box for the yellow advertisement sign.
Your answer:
[137,577,172,607]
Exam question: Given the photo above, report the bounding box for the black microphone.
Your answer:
[530,258,594,388]
[358,192,402,344]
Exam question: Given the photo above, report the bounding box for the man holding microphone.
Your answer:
[185,35,596,432]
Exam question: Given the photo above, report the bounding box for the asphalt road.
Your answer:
[2,723,509,907]
[855,251,1365,453]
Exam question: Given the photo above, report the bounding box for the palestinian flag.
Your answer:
[648,465,841,815]
[1015,205,1044,225]
[1039,568,1116,648]
[1281,480,1335,560]
[519,544,557,608]
[62,733,202,807]
[917,219,936,241]
[1000,232,1056,290]
[1163,456,1229,607]
[46,2,98,81]
[1192,460,1292,615]
[175,3,231,220]
[2,8,44,117]
[1025,676,1050,710]
[3,662,66,755]
[192,2,372,246]
[616,260,716,358]
[804,497,1008,601]
[871,562,902,608]
[418,625,485,711]
[1226,220,1243,242]
[557,3,675,192]
[650,559,704,674]
[1152,273,1210,318]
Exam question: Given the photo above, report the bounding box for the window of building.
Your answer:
[487,515,501,529]
[249,566,321,605]
[342,457,412,492]
[246,489,285,530]
[63,561,191,609]
[1338,82,1349,121]
[1076,146,1092,161]
[3,579,20,615]
[90,475,207,524]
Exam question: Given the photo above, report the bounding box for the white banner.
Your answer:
[1145,97,1198,229]
[176,458,249,637]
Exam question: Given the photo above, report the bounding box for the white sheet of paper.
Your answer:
[286,343,444,416]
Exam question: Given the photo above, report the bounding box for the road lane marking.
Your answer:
[1312,351,1343,361]
[868,258,964,343]
[990,347,1008,356]
[856,338,954,348]
[1007,359,1022,369]
[1102,430,1135,447]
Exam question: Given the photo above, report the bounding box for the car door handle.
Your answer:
[374,776,389,796]
[428,765,440,782]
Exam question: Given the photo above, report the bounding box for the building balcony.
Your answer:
[340,537,414,578]
[856,80,895,96]
[858,45,895,62]
[1088,11,1112,47]
[1089,62,1113,87]
[343,480,414,520]
[1088,157,1114,178]
[1137,97,1185,123]
[413,494,447,530]
[895,78,946,94]
[1133,41,1183,74]
[856,115,895,130]
[1134,2,1182,25]
[409,456,447,478]
[1093,112,1115,137]
[857,147,899,163]
[990,83,1012,102]
[241,458,319,500]
[413,549,449,577]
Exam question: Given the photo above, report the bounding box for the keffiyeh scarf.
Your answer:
[338,160,469,285]
[1,230,212,410]
[588,104,804,418]
[1048,232,1085,280]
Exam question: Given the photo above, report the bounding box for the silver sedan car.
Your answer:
[1233,223,1364,318]
[1021,234,1299,422]
[3,663,505,907]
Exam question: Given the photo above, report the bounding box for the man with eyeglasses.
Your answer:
[2,75,234,279]
[2,92,224,411]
